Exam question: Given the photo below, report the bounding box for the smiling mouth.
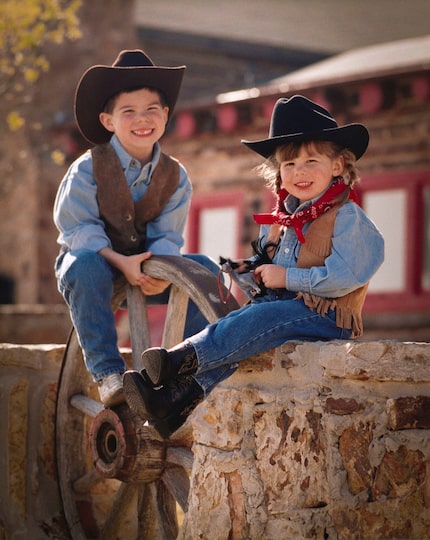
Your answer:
[133,128,153,136]
[295,181,312,188]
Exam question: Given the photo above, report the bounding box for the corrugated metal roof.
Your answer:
[263,35,430,92]
[216,35,430,103]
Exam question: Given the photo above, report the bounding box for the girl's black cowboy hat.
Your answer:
[74,49,186,145]
[242,95,369,160]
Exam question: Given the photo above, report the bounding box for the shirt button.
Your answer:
[284,247,290,254]
[130,235,137,242]
[130,160,137,168]
[125,213,132,222]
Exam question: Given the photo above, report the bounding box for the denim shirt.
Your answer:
[53,134,192,255]
[261,198,384,298]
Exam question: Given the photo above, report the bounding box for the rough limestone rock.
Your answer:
[180,341,430,540]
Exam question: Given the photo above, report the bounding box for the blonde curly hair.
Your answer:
[257,140,360,197]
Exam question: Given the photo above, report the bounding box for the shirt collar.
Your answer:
[109,134,161,184]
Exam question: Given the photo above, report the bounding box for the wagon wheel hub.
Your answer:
[90,404,165,483]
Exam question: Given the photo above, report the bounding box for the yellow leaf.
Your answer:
[7,111,25,131]
[51,149,66,166]
[24,68,39,83]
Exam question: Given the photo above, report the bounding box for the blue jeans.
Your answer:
[189,290,352,395]
[55,249,219,382]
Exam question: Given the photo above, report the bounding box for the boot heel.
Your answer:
[122,371,153,420]
[142,348,169,386]
[142,342,199,386]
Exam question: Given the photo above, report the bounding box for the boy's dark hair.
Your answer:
[103,86,168,114]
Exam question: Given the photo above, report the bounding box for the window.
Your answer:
[363,189,406,292]
[358,170,430,312]
[423,187,430,290]
[184,191,245,261]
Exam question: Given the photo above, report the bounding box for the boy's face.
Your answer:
[99,88,169,163]
[279,143,344,203]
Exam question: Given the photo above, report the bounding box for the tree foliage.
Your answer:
[0,0,82,130]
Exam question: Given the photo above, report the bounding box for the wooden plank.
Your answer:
[162,284,188,348]
[166,446,194,473]
[126,284,151,370]
[161,466,190,513]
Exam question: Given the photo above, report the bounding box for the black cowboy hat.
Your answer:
[74,49,186,145]
[242,95,369,160]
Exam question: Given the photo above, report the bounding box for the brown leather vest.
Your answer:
[268,205,369,337]
[91,143,180,255]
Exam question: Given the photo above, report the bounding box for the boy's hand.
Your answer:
[254,264,286,290]
[137,272,170,295]
[99,248,170,295]
[125,252,170,295]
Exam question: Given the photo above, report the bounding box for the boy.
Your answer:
[123,95,385,438]
[54,50,215,407]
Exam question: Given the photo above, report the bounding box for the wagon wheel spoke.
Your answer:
[137,481,179,539]
[69,393,104,417]
[126,284,150,370]
[72,469,104,494]
[99,482,138,540]
[166,446,194,473]
[161,465,190,512]
[162,284,189,348]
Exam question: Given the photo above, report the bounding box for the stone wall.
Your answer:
[1,341,430,539]
[0,305,71,344]
[183,341,430,539]
[0,344,66,539]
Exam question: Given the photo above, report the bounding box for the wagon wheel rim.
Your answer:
[55,255,239,539]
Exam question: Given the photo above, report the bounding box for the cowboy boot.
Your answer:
[152,376,204,439]
[152,388,202,439]
[141,340,198,386]
[123,371,204,439]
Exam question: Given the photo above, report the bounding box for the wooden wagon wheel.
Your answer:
[56,255,240,539]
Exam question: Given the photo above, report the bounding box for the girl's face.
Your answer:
[99,88,169,164]
[279,143,344,203]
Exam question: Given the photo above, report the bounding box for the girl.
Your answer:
[123,95,385,438]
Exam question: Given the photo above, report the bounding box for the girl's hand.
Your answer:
[254,264,286,290]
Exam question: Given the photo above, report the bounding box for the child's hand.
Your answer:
[99,247,171,295]
[118,252,152,285]
[137,272,170,295]
[254,264,286,290]
[124,252,170,295]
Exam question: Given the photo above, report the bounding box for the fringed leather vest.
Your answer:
[268,205,368,337]
[92,143,180,255]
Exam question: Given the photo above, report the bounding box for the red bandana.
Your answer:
[253,177,358,243]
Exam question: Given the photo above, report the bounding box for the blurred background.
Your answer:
[0,0,429,342]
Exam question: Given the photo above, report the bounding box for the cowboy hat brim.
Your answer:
[242,123,369,160]
[75,64,185,145]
